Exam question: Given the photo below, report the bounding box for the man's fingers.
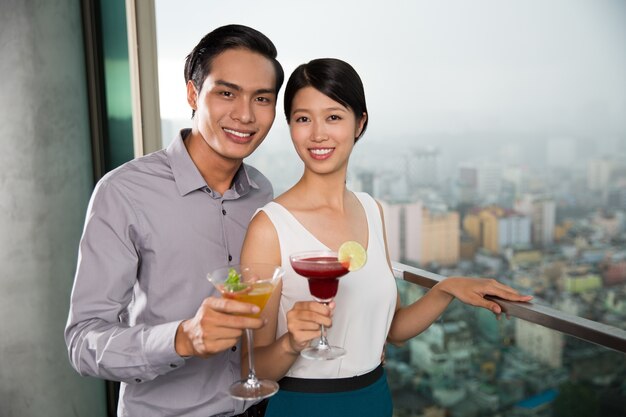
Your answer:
[206,311,264,331]
[205,296,260,315]
[200,298,265,330]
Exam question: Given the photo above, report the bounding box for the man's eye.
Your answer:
[256,97,271,103]
[220,91,233,97]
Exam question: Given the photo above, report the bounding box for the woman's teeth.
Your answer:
[310,148,332,155]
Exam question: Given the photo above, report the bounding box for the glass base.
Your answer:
[301,345,346,361]
[229,378,279,401]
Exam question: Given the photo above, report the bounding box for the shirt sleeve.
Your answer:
[64,179,185,384]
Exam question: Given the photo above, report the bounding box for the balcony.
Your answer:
[388,262,626,417]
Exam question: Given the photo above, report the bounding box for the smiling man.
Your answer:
[65,25,284,417]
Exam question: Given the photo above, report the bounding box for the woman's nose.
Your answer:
[312,122,328,141]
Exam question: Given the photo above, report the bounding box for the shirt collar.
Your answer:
[167,129,259,198]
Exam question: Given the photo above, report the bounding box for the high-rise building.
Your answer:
[587,157,613,192]
[380,200,458,266]
[404,202,423,263]
[477,164,502,202]
[515,320,563,368]
[458,164,478,204]
[515,195,556,248]
[419,208,460,266]
[380,201,421,263]
[463,206,531,253]
[379,201,405,262]
[356,170,375,196]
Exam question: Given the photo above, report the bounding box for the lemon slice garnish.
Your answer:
[338,241,367,271]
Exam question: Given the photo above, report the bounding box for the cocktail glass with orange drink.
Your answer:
[207,264,284,400]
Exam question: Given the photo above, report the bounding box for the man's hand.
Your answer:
[175,297,264,357]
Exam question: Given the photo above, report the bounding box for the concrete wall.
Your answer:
[0,1,106,416]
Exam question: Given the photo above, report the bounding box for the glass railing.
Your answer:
[388,262,626,417]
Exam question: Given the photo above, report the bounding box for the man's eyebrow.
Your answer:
[255,88,277,95]
[215,80,276,95]
[215,80,241,91]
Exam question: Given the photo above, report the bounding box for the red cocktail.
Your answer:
[290,251,349,360]
[291,256,349,301]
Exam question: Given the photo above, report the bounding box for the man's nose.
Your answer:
[231,98,255,123]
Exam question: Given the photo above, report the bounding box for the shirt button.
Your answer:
[231,346,237,352]
[228,254,232,262]
[169,363,177,368]
[134,378,142,383]
[222,209,227,215]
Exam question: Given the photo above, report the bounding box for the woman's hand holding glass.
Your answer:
[284,301,335,354]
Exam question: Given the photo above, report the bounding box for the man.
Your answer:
[65,24,284,417]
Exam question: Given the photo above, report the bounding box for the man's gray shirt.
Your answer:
[65,129,273,416]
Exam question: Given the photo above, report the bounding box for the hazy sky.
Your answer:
[155,0,626,143]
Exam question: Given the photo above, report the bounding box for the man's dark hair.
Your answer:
[184,24,284,117]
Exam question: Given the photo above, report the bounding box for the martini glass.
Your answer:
[289,250,350,360]
[207,263,284,400]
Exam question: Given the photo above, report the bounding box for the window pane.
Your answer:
[100,0,134,170]
[154,1,626,414]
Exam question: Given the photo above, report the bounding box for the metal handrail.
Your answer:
[392,261,626,354]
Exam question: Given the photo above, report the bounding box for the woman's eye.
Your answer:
[295,116,309,123]
[329,115,342,121]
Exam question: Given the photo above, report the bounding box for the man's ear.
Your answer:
[186,80,198,110]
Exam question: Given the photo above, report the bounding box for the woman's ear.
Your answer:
[355,112,368,139]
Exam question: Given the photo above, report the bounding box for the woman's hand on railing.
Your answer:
[438,277,533,315]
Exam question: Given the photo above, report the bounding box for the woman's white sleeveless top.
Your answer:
[257,192,397,378]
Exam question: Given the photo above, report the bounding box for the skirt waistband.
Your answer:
[278,364,384,393]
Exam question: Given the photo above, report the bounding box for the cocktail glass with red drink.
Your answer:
[289,250,350,360]
[207,264,284,400]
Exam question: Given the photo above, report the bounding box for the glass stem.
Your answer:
[318,301,330,349]
[245,328,259,386]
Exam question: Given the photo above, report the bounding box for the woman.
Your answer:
[240,58,532,416]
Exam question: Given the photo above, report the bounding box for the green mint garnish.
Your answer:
[225,268,246,292]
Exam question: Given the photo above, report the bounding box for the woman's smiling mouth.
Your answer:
[309,147,334,160]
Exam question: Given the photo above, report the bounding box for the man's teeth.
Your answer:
[310,148,333,155]
[224,128,251,138]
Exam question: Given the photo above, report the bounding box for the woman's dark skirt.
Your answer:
[264,365,392,417]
